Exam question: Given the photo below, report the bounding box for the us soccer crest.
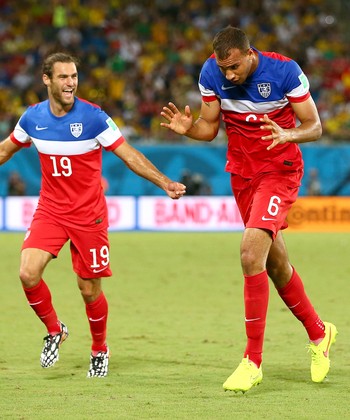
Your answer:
[257,83,271,98]
[70,123,83,138]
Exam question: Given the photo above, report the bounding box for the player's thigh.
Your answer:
[230,174,253,223]
[20,218,69,286]
[69,228,112,279]
[22,216,70,257]
[247,172,301,238]
[240,227,273,275]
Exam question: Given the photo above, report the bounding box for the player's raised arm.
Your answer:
[112,141,186,199]
[0,136,22,165]
[160,99,221,142]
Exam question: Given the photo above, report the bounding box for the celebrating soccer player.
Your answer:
[161,26,337,393]
[0,52,186,377]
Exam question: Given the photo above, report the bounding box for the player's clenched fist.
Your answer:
[166,182,186,199]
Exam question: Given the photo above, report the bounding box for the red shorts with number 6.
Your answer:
[230,170,303,240]
[22,215,112,279]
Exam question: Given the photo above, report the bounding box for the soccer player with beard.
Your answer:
[161,26,337,393]
[0,52,186,377]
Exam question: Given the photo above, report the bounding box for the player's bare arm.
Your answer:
[161,100,221,141]
[0,136,21,165]
[260,97,322,150]
[112,141,186,199]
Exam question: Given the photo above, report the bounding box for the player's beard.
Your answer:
[51,85,76,109]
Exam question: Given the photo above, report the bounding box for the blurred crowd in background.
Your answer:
[0,0,349,143]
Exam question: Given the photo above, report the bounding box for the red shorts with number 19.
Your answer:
[22,215,112,279]
[230,170,303,240]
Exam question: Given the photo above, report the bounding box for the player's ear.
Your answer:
[42,74,50,86]
[247,48,254,59]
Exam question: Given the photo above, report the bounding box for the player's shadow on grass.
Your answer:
[113,354,228,371]
[266,366,335,387]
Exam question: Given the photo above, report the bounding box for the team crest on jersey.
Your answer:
[70,123,83,138]
[257,83,271,98]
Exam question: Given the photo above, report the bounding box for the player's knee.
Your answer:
[240,248,265,274]
[79,282,102,303]
[267,261,293,287]
[77,276,102,303]
[19,267,41,288]
[266,262,282,280]
[80,289,93,302]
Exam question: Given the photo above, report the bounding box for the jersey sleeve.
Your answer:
[10,114,32,148]
[198,58,218,102]
[95,115,125,151]
[284,60,310,102]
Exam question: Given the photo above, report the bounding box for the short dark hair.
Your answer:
[213,26,250,60]
[42,52,80,78]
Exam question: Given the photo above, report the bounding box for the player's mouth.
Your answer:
[63,89,74,98]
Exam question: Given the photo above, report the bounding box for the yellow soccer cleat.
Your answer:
[223,357,263,393]
[307,321,338,383]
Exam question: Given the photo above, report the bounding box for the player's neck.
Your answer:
[248,51,259,77]
[49,101,74,117]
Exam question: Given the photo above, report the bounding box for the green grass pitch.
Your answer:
[0,231,349,419]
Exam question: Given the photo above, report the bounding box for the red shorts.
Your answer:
[230,170,302,239]
[22,215,112,279]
